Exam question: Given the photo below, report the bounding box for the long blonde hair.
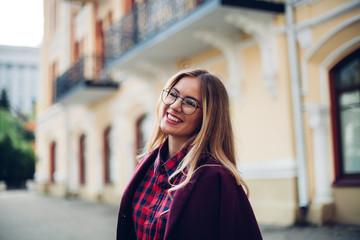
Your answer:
[145,69,248,195]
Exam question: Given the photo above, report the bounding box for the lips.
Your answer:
[167,113,182,123]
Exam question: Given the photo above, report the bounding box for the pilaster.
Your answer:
[305,104,335,225]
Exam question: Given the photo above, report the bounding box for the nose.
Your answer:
[170,97,182,112]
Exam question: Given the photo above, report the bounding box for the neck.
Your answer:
[167,136,188,159]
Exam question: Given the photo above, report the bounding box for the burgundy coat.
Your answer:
[116,148,263,240]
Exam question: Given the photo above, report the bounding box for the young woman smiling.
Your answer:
[116,69,262,240]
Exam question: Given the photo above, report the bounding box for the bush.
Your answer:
[0,109,35,188]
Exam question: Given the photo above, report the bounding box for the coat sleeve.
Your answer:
[166,165,262,240]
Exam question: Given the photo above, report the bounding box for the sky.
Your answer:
[0,0,44,48]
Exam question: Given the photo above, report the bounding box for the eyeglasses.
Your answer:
[161,88,201,115]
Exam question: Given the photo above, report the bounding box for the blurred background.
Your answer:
[0,0,359,233]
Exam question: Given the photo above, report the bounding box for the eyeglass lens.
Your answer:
[162,89,198,115]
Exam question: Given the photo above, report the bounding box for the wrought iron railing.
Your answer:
[105,0,208,61]
[55,56,109,102]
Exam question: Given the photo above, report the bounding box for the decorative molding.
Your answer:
[297,27,312,49]
[301,15,360,95]
[296,0,360,32]
[319,36,360,104]
[238,159,297,180]
[293,0,320,8]
[194,29,243,104]
[305,104,330,128]
[132,61,175,83]
[225,12,278,98]
[274,1,360,34]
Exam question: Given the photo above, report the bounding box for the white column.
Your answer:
[306,104,333,204]
[95,148,104,195]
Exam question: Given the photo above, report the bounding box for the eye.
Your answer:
[169,89,178,98]
[183,98,197,108]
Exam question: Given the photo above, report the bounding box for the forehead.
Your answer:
[173,76,202,100]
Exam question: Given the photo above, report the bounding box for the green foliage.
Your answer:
[0,108,35,188]
[0,88,10,110]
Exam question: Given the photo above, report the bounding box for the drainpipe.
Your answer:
[285,0,309,214]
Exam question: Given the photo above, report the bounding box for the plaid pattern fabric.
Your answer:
[132,141,187,240]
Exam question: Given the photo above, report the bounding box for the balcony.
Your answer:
[104,0,284,72]
[55,56,119,105]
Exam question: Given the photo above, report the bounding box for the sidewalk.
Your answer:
[0,190,359,240]
[260,224,360,240]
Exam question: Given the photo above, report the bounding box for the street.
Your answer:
[0,190,359,240]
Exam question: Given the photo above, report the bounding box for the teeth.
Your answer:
[168,114,181,122]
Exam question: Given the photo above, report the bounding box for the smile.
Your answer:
[167,113,182,123]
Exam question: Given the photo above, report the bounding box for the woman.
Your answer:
[116,69,262,240]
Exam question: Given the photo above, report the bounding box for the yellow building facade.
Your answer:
[36,0,360,226]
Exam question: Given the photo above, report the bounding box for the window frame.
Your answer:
[103,126,112,184]
[49,141,56,183]
[330,48,360,186]
[79,134,86,185]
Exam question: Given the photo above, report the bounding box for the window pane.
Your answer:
[337,57,360,89]
[339,90,360,174]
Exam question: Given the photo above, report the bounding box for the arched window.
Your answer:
[135,114,148,163]
[49,141,56,183]
[79,134,86,185]
[103,126,113,184]
[330,48,360,186]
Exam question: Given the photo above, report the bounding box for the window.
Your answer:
[79,134,86,185]
[135,114,148,158]
[50,61,58,103]
[103,126,113,184]
[49,141,56,183]
[330,48,360,186]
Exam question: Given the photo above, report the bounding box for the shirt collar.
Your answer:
[154,139,189,177]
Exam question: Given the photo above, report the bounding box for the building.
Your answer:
[0,45,41,116]
[35,0,360,226]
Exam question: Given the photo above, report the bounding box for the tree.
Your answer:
[0,88,10,110]
[0,108,35,188]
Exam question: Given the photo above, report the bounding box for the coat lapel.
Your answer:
[164,170,199,239]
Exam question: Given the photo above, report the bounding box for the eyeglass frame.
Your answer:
[161,88,202,115]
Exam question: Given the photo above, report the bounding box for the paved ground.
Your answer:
[0,190,359,240]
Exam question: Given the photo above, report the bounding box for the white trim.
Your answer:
[238,159,297,180]
[304,104,334,204]
[301,15,360,95]
[293,0,320,8]
[320,36,360,105]
[274,1,360,35]
[296,0,360,31]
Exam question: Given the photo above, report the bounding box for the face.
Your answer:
[160,76,203,145]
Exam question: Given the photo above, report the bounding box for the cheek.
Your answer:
[159,104,167,118]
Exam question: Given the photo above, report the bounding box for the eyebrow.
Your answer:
[172,87,201,104]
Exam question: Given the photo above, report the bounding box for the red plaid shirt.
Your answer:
[132,141,187,240]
